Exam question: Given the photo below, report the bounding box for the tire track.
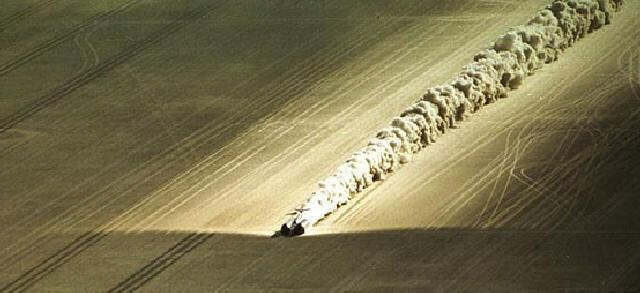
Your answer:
[508,107,640,230]
[449,23,635,228]
[108,233,213,293]
[0,1,220,135]
[0,231,208,293]
[509,127,637,230]
[0,129,38,158]
[0,230,105,293]
[479,81,632,228]
[0,0,138,77]
[518,83,626,228]
[0,0,55,34]
[484,59,639,229]
[452,81,614,228]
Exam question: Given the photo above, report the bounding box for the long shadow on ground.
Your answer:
[2,227,639,292]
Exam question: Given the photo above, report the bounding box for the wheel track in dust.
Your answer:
[0,0,139,78]
[0,31,120,214]
[500,111,640,286]
[0,1,220,136]
[107,233,214,293]
[479,82,600,229]
[0,0,225,272]
[501,77,632,229]
[0,230,107,293]
[439,59,625,229]
[483,57,640,229]
[0,0,55,34]
[617,42,640,102]
[479,80,634,229]
[0,0,233,229]
[0,26,98,160]
[515,107,640,230]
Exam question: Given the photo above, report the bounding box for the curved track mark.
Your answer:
[0,2,220,135]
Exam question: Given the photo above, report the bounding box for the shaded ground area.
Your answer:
[2,227,639,292]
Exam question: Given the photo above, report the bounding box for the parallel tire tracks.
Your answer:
[0,0,55,34]
[108,233,213,293]
[0,1,219,135]
[0,230,105,293]
[0,0,138,77]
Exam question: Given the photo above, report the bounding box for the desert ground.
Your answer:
[1,0,639,291]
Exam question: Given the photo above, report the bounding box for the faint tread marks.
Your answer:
[0,1,220,135]
[0,0,55,34]
[108,233,213,293]
[0,231,107,293]
[0,232,212,292]
[0,0,138,77]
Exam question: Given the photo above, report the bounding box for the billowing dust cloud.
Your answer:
[280,0,626,236]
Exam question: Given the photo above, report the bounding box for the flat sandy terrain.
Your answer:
[1,0,639,291]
